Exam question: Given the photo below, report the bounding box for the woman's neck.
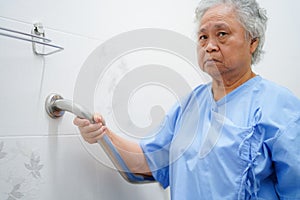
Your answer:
[212,69,256,101]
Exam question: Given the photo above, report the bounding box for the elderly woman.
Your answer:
[74,0,300,199]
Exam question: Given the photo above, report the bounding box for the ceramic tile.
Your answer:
[0,136,168,200]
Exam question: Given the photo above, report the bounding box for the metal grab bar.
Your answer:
[45,93,155,183]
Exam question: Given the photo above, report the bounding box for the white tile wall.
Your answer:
[1,0,185,198]
[252,1,300,97]
[0,17,97,136]
[0,0,198,40]
[0,136,167,200]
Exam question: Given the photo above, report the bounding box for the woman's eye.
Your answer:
[218,32,227,37]
[199,35,207,40]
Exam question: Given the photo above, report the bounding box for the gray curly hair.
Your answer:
[195,0,268,65]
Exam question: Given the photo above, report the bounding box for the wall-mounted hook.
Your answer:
[0,23,64,56]
[31,22,64,56]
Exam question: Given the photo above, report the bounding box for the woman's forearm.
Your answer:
[106,129,152,176]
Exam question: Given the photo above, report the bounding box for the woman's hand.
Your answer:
[73,114,108,144]
[73,113,152,176]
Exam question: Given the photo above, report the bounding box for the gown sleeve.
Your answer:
[272,115,300,199]
[139,103,181,189]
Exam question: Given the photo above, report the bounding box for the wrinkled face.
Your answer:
[197,4,258,80]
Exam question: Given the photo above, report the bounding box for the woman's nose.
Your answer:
[205,38,219,53]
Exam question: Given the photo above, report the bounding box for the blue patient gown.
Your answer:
[140,76,300,200]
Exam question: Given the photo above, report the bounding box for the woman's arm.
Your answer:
[73,114,152,176]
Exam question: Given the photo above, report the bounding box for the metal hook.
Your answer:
[0,23,64,56]
[31,22,64,56]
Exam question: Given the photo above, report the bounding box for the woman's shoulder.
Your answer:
[256,77,300,104]
[255,76,300,128]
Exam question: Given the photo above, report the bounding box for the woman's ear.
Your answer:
[250,38,259,54]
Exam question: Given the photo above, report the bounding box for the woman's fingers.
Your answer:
[79,122,102,134]
[73,114,108,144]
[94,114,106,125]
[82,126,108,144]
[81,124,105,138]
[73,117,90,127]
